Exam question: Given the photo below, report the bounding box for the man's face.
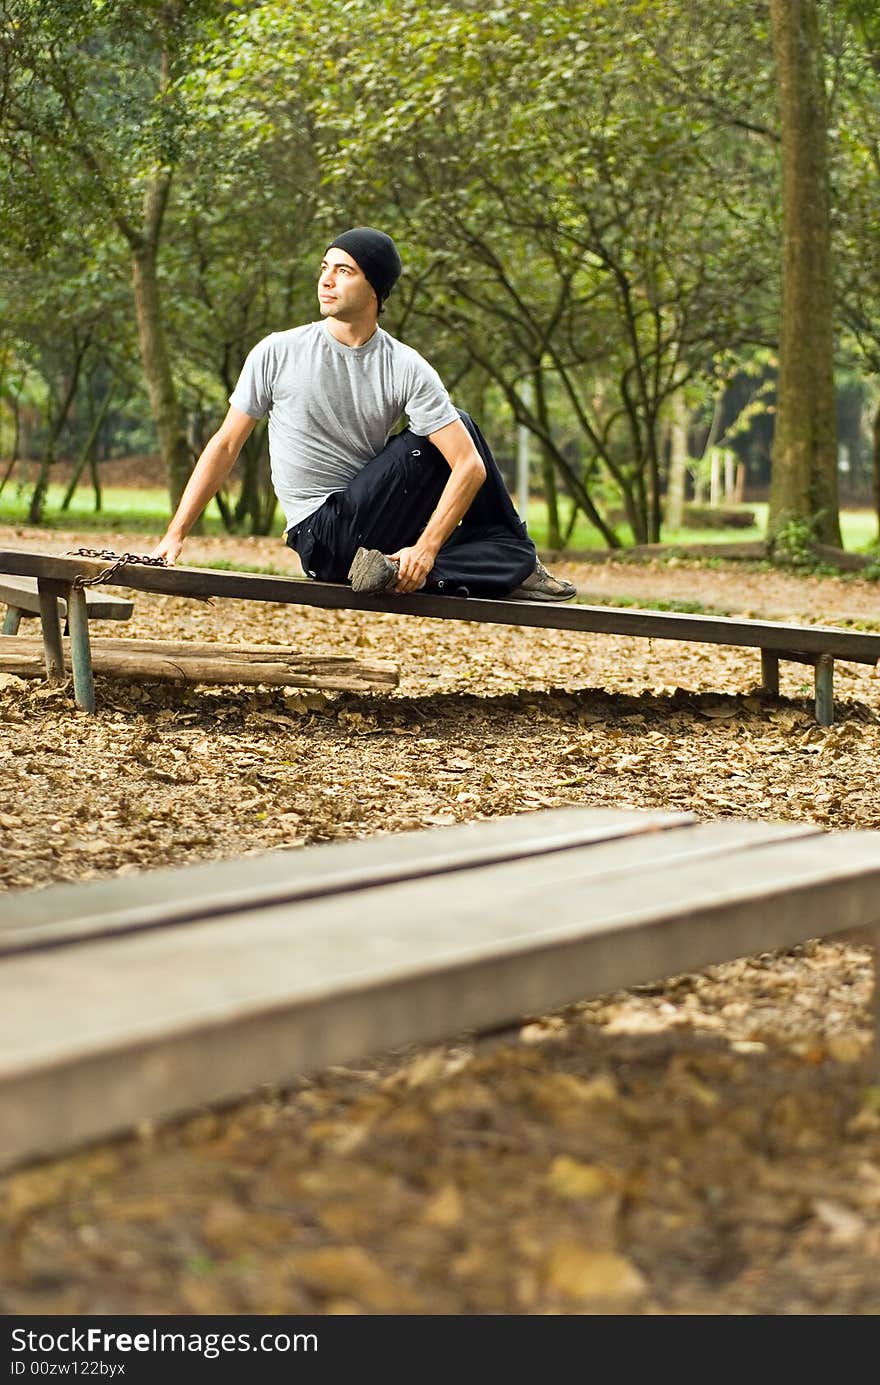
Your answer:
[318,249,376,319]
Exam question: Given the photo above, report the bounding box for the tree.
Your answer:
[5,0,879,552]
[0,0,223,508]
[201,0,777,543]
[0,207,138,522]
[830,0,880,536]
[158,91,323,532]
[768,0,842,547]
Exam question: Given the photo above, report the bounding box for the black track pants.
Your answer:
[286,411,536,598]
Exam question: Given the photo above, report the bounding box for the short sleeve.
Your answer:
[403,353,460,437]
[229,337,277,419]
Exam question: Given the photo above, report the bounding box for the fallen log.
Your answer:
[29,635,377,660]
[0,635,399,692]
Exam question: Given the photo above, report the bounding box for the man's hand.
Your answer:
[389,542,436,593]
[391,419,485,593]
[150,534,184,566]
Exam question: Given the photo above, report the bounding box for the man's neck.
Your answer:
[324,316,379,349]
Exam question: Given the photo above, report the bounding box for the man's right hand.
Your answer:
[150,534,184,565]
[148,406,257,568]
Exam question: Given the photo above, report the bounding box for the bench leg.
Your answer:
[67,584,96,713]
[760,649,779,697]
[2,605,22,635]
[815,653,834,727]
[37,579,65,681]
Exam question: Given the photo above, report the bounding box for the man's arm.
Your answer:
[151,406,258,564]
[390,417,486,593]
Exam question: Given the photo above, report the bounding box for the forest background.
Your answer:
[1,0,879,559]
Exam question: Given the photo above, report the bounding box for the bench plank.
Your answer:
[1,549,878,662]
[0,811,874,1171]
[0,806,694,953]
[0,573,134,621]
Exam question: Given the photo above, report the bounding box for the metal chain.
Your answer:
[66,548,169,589]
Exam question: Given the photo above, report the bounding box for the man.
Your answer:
[152,227,576,602]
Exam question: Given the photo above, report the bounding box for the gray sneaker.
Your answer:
[509,558,577,602]
[347,547,400,594]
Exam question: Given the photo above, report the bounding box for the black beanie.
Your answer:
[326,227,403,308]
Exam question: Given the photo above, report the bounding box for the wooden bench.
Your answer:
[0,572,134,635]
[1,546,879,722]
[0,805,878,1172]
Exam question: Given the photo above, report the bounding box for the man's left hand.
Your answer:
[389,544,435,593]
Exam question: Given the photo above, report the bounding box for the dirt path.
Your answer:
[1,526,879,1315]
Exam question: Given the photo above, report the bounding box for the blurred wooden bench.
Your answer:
[0,572,133,634]
[1,546,879,721]
[1,805,878,1172]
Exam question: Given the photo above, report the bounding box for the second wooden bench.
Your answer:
[1,804,878,1173]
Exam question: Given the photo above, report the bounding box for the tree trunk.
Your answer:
[709,450,722,506]
[621,481,647,545]
[0,371,22,494]
[131,243,193,511]
[647,418,662,543]
[768,0,841,548]
[61,381,115,511]
[0,453,17,497]
[873,401,880,541]
[0,395,20,495]
[531,371,562,549]
[665,392,689,532]
[27,343,89,524]
[231,424,274,534]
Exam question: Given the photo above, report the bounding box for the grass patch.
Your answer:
[0,483,282,538]
[192,558,302,578]
[528,498,879,555]
[526,498,764,550]
[577,592,732,616]
[821,613,880,633]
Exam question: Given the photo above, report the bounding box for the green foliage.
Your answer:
[586,592,728,616]
[181,0,782,544]
[1,0,879,542]
[826,0,880,378]
[767,512,831,571]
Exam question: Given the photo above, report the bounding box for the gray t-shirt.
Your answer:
[229,321,460,530]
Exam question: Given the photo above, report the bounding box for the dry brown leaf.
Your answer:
[546,1157,613,1200]
[542,1244,647,1303]
[287,1247,406,1311]
[423,1184,464,1228]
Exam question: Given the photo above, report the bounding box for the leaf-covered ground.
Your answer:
[1,524,879,1314]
